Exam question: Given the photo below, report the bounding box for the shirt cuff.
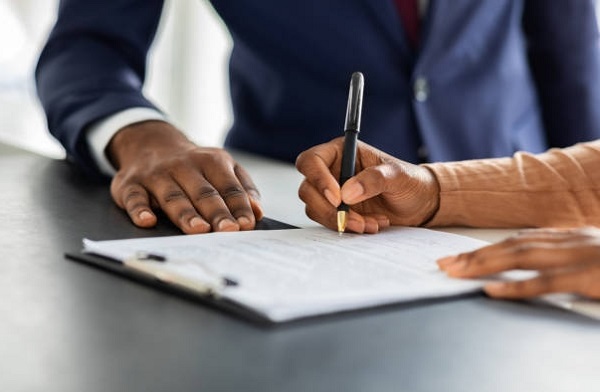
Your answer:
[86,108,167,176]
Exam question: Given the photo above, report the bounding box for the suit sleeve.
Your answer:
[522,0,600,148]
[35,0,164,176]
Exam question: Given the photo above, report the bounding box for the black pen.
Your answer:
[337,72,364,234]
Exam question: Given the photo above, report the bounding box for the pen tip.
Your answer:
[337,211,347,235]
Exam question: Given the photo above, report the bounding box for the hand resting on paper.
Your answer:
[438,227,600,300]
[295,137,440,234]
[107,121,264,234]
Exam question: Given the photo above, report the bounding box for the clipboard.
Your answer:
[66,224,500,325]
[65,217,297,325]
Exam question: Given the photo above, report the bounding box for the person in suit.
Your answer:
[36,0,600,234]
[295,137,600,299]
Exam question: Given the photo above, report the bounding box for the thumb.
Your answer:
[341,164,392,204]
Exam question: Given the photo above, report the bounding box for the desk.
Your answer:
[1,143,599,392]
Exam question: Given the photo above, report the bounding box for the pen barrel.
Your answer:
[339,130,358,186]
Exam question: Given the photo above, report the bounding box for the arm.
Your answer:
[438,227,600,300]
[296,139,600,232]
[297,138,600,299]
[36,0,264,234]
[36,0,164,175]
[424,141,600,228]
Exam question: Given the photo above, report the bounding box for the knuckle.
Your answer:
[220,185,246,200]
[197,148,232,166]
[460,251,481,268]
[533,274,554,292]
[366,166,387,183]
[193,186,220,202]
[127,202,151,214]
[229,206,253,219]
[504,236,522,247]
[513,243,534,256]
[123,188,146,203]
[295,151,308,169]
[161,189,187,204]
[298,181,310,202]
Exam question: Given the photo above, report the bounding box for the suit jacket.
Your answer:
[36,0,600,176]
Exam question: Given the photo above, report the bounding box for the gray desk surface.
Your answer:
[1,143,599,392]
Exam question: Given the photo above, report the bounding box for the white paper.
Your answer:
[539,294,600,321]
[84,227,490,322]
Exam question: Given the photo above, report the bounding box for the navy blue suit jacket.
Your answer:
[36,0,600,176]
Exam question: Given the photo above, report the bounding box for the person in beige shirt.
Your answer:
[295,138,600,301]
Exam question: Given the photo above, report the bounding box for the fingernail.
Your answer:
[324,189,337,206]
[343,183,364,203]
[217,219,238,231]
[189,216,207,228]
[139,210,154,221]
[237,216,252,227]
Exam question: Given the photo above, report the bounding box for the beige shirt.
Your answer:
[423,141,600,228]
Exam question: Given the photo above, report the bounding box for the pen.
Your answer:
[337,72,364,234]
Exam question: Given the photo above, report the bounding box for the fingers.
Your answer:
[341,164,393,204]
[110,181,157,228]
[172,169,241,232]
[296,138,344,208]
[299,177,389,233]
[112,170,217,234]
[437,228,600,299]
[299,179,338,230]
[234,164,264,221]
[439,233,600,278]
[111,149,262,234]
[297,137,440,229]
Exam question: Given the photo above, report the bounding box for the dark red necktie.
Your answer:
[394,0,420,48]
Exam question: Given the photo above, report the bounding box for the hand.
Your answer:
[438,227,600,299]
[107,121,263,234]
[295,137,440,233]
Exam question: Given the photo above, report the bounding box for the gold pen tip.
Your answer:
[337,211,347,235]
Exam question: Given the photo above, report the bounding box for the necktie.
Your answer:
[394,0,420,48]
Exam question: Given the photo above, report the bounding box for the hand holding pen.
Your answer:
[296,73,441,234]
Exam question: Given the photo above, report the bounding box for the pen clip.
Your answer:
[344,72,364,132]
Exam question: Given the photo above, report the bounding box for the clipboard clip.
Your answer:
[126,251,239,297]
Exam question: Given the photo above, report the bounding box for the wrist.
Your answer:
[107,120,189,169]
[418,165,441,226]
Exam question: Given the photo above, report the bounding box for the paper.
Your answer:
[539,294,600,321]
[84,227,490,322]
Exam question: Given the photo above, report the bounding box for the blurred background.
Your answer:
[1,0,599,159]
[0,0,231,158]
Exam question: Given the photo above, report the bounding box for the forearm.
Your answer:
[35,0,164,175]
[423,141,600,228]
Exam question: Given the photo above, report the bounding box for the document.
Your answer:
[82,227,489,322]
